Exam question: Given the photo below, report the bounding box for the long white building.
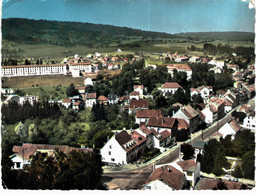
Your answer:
[1,64,67,77]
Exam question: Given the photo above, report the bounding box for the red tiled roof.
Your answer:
[98,95,108,101]
[134,85,144,89]
[209,98,225,106]
[145,165,186,190]
[130,91,140,96]
[115,131,132,146]
[12,143,93,160]
[130,131,147,145]
[159,130,172,140]
[129,100,149,109]
[62,98,72,103]
[136,109,162,118]
[162,82,182,89]
[224,99,233,106]
[69,62,91,65]
[86,93,97,99]
[166,64,192,71]
[181,105,199,119]
[229,119,241,132]
[119,95,129,101]
[139,125,153,135]
[176,118,190,130]
[147,117,177,129]
[177,160,196,172]
[197,178,244,190]
[73,100,82,106]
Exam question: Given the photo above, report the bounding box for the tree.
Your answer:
[213,179,228,190]
[241,151,255,180]
[15,122,28,138]
[66,83,79,97]
[175,129,188,142]
[180,143,194,160]
[232,165,243,178]
[192,94,203,104]
[212,148,230,176]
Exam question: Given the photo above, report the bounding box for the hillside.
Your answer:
[175,31,254,42]
[2,18,173,47]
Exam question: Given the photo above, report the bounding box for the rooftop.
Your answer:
[161,82,182,89]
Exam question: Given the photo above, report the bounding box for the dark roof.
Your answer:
[192,140,207,149]
[130,91,140,96]
[181,105,199,119]
[115,131,132,146]
[147,117,177,129]
[145,165,186,190]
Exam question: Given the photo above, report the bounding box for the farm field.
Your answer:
[1,75,84,88]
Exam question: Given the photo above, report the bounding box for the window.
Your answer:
[187,171,193,176]
[109,151,111,155]
[16,162,21,168]
[111,158,115,162]
[109,145,112,149]
[145,186,151,190]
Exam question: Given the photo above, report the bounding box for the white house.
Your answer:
[201,104,217,124]
[166,64,192,80]
[218,119,241,139]
[100,130,147,165]
[135,109,162,125]
[20,96,38,105]
[242,111,256,130]
[62,98,72,108]
[143,165,186,190]
[208,60,225,69]
[191,86,213,102]
[85,93,97,107]
[84,77,93,86]
[159,82,182,96]
[68,62,92,73]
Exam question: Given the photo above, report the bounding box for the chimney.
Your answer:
[167,167,172,172]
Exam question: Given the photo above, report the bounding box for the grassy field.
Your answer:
[2,75,84,88]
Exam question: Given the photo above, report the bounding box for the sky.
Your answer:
[1,0,255,34]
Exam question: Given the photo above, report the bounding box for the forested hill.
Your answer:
[2,18,173,47]
[175,31,254,42]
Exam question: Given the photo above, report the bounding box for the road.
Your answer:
[103,105,240,189]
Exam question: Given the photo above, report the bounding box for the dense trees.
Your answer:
[200,131,255,179]
[66,83,79,97]
[3,150,105,190]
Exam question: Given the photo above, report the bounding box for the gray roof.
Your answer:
[192,140,207,149]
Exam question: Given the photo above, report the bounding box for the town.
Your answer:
[1,49,255,190]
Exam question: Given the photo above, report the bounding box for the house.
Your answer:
[84,93,97,107]
[209,98,225,120]
[159,82,182,96]
[190,86,213,102]
[208,60,225,69]
[68,62,92,73]
[166,64,192,80]
[100,130,147,165]
[129,100,149,114]
[189,56,201,63]
[98,95,109,105]
[20,96,38,105]
[226,64,239,72]
[10,143,93,170]
[143,165,186,190]
[217,119,241,139]
[242,111,256,130]
[108,94,118,104]
[176,160,201,187]
[84,77,93,86]
[172,105,200,133]
[1,88,14,96]
[135,109,162,125]
[192,140,207,156]
[175,56,189,63]
[195,178,245,190]
[146,117,178,133]
[242,84,255,99]
[72,100,83,111]
[62,98,72,108]
[224,99,234,113]
[136,125,172,150]
[130,91,140,100]
[201,104,218,124]
[237,104,250,114]
[75,86,86,94]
